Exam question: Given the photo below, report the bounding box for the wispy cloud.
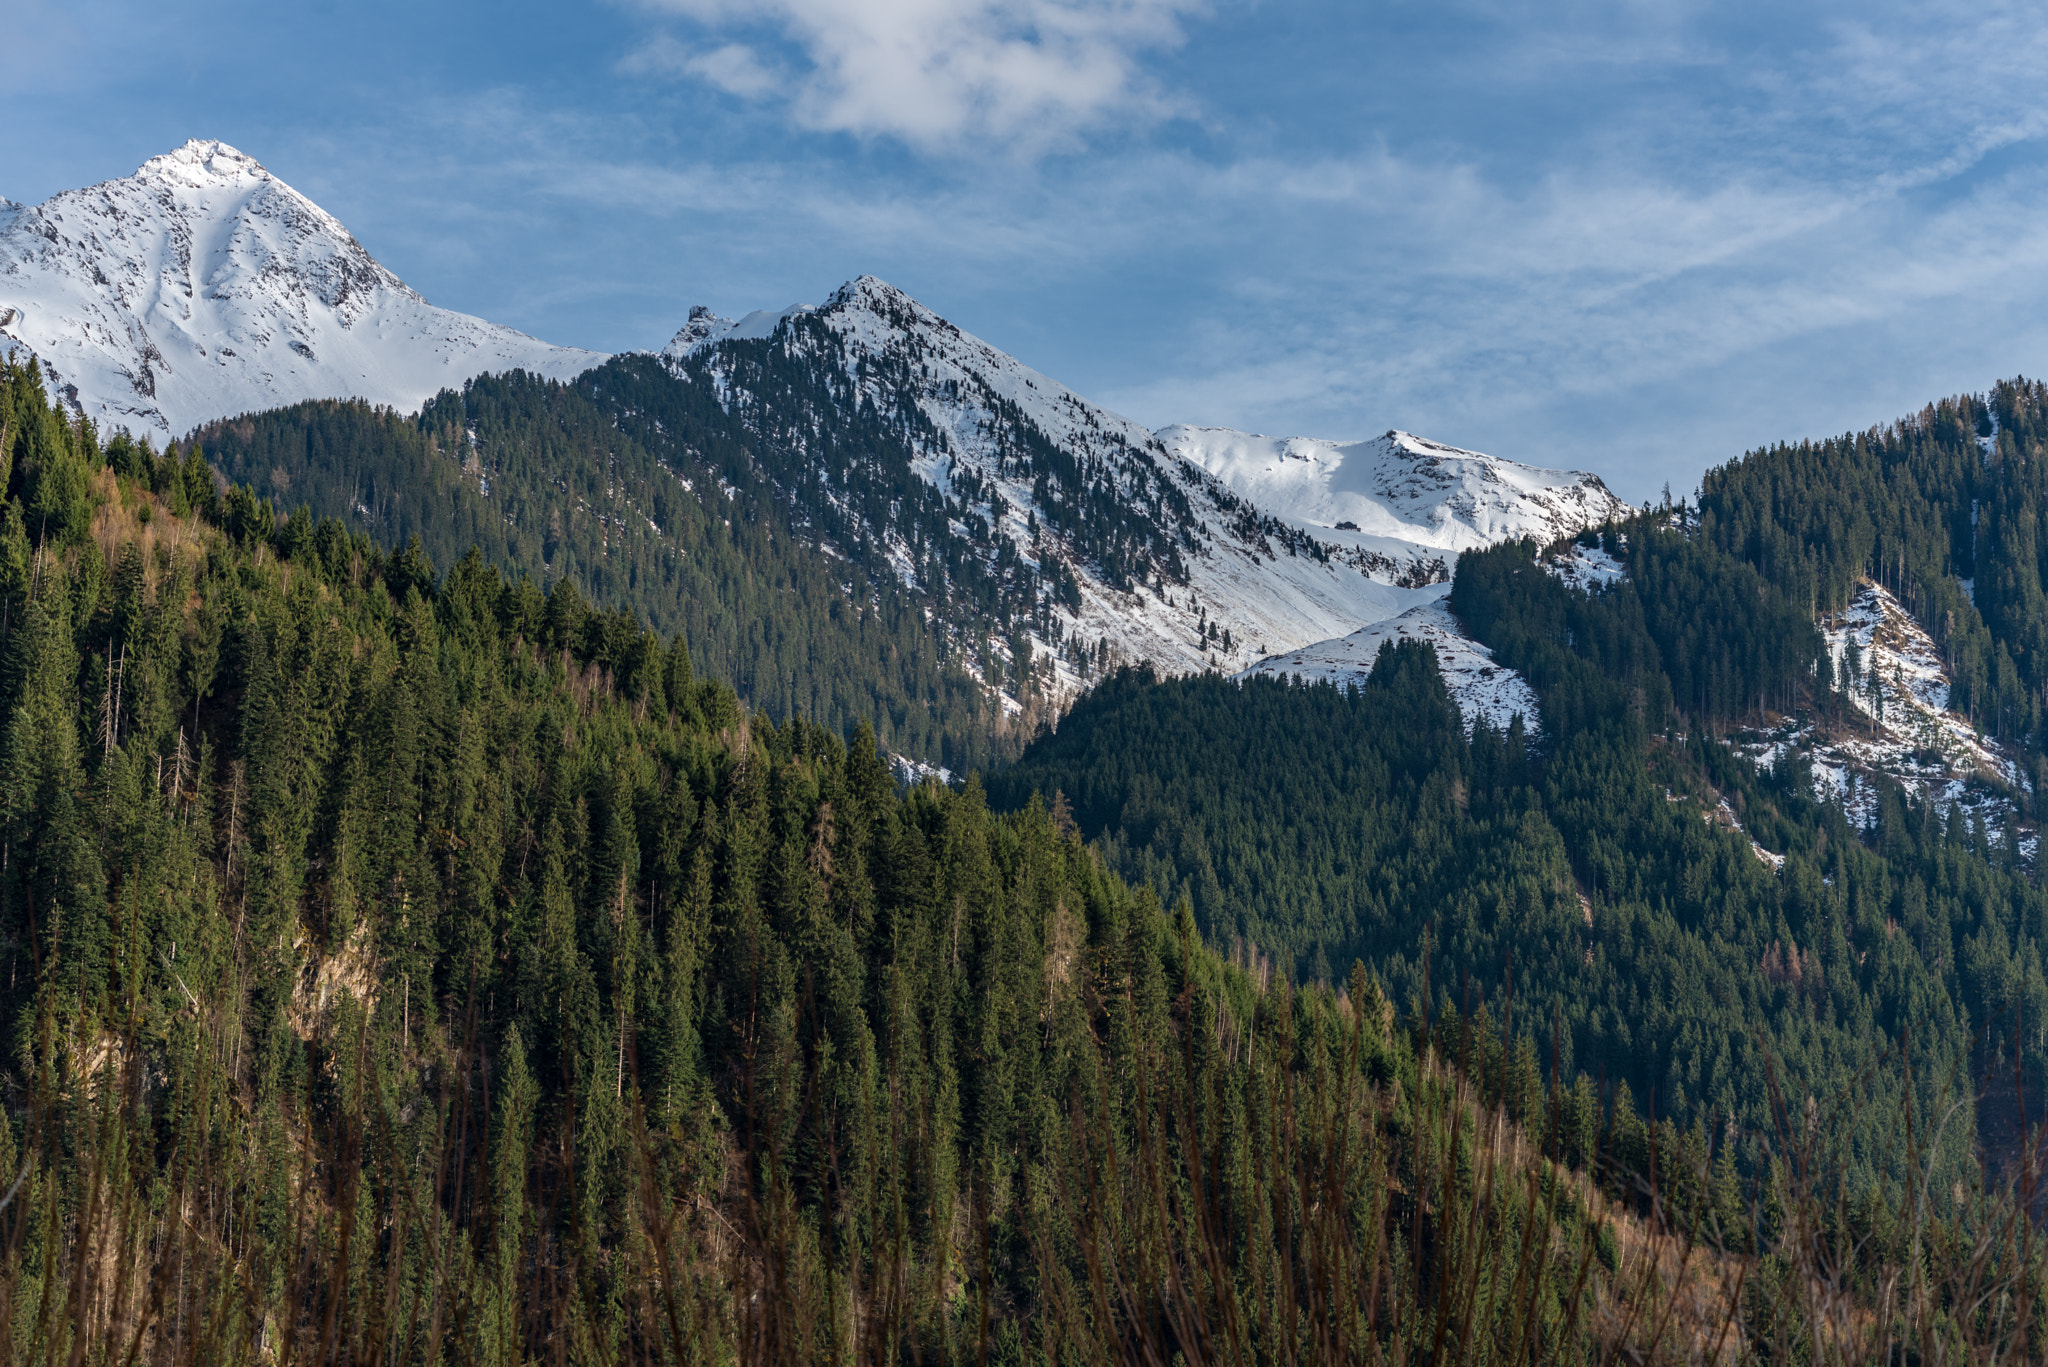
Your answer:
[620,0,1199,152]
[623,34,784,99]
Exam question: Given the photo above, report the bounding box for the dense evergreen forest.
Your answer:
[995,646,2011,1195]
[191,363,1009,774]
[998,496,2048,1204]
[29,351,2036,1363]
[11,339,2044,1363]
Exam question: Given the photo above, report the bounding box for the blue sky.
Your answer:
[8,0,2048,502]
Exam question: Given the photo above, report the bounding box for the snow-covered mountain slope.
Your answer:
[0,140,606,438]
[664,276,1614,709]
[1236,598,1540,736]
[1158,426,1629,587]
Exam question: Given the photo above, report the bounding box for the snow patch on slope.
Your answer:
[1737,580,2028,844]
[0,140,606,438]
[1237,597,1540,737]
[1543,541,1627,590]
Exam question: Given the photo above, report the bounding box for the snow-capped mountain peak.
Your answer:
[1156,424,1628,559]
[0,139,608,437]
[139,139,268,189]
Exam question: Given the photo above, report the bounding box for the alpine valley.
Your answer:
[8,141,2048,1364]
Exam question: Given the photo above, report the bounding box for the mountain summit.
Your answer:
[0,139,606,436]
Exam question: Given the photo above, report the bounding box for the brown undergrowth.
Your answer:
[3,948,2041,1366]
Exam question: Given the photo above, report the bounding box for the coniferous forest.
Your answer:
[4,350,2048,1363]
[191,364,1012,776]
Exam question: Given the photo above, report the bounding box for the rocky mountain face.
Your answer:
[660,277,1628,710]
[0,140,605,438]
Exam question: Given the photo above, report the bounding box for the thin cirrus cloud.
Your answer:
[622,0,1200,150]
[622,36,784,100]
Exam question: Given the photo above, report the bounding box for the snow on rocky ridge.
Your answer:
[1738,580,2028,845]
[1158,426,1630,589]
[667,278,1625,710]
[0,140,606,438]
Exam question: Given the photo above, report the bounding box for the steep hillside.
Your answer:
[3,355,1914,1367]
[192,367,1008,772]
[0,140,604,437]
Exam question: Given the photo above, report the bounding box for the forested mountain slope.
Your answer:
[997,508,2048,1200]
[1695,386,2037,737]
[190,367,1007,772]
[660,278,1626,703]
[181,297,1612,770]
[6,312,2047,1361]
[10,348,1967,1365]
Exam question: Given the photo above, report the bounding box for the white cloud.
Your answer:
[624,0,1199,151]
[619,33,784,98]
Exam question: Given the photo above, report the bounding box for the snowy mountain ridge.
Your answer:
[663,275,1434,702]
[661,275,1625,709]
[1158,425,1630,588]
[0,139,606,438]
